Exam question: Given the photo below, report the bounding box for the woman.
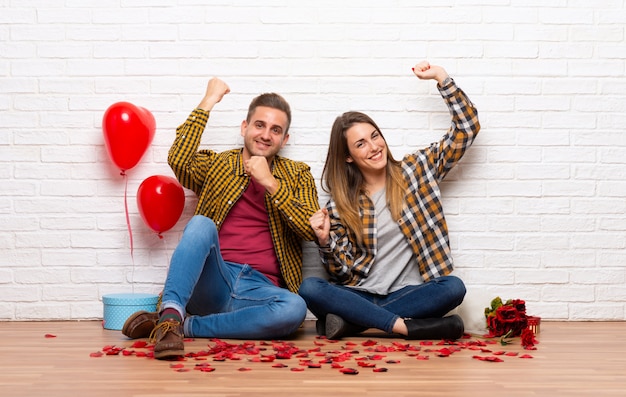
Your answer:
[299,61,480,340]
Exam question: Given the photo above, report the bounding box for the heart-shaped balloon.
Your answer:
[137,175,185,235]
[102,102,156,172]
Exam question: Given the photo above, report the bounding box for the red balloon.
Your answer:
[102,102,156,172]
[137,175,185,235]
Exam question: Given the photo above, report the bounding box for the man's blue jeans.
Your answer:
[160,215,307,339]
[298,275,466,333]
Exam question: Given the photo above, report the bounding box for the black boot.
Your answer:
[405,314,464,340]
[325,313,368,340]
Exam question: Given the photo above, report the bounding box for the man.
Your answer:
[122,78,320,359]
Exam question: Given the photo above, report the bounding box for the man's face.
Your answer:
[240,106,290,163]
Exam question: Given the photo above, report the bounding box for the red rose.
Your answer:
[521,328,535,348]
[509,299,526,313]
[510,316,528,337]
[485,297,531,338]
[495,306,519,323]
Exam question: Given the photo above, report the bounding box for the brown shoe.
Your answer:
[121,311,158,339]
[150,320,185,360]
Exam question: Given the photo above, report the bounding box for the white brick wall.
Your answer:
[1,1,624,321]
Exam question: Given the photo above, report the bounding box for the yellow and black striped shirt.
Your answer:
[322,78,480,285]
[168,109,320,293]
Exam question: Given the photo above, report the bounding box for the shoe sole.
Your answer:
[325,313,346,340]
[315,319,326,336]
[154,348,185,360]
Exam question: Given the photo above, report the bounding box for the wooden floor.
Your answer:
[0,320,624,397]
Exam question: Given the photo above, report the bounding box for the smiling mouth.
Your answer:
[369,151,383,161]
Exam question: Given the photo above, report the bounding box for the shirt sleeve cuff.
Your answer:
[437,77,457,97]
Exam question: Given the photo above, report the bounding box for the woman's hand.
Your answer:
[309,208,331,247]
[412,61,449,85]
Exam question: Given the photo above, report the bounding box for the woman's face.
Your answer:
[344,122,388,174]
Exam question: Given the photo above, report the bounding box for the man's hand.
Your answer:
[244,156,279,194]
[412,61,449,85]
[309,208,330,247]
[198,78,231,111]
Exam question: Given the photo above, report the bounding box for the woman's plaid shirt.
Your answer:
[168,109,320,293]
[321,78,480,285]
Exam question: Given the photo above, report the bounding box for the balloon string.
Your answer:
[161,233,171,273]
[123,171,136,292]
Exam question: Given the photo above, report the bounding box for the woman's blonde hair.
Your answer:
[322,111,406,244]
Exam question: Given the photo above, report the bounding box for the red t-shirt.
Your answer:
[218,178,282,287]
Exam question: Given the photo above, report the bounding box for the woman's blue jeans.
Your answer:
[298,275,466,334]
[160,215,307,339]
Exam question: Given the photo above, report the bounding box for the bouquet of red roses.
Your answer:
[484,297,528,337]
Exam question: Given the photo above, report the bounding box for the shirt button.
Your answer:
[191,116,196,120]
[228,200,232,204]
[275,200,279,204]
